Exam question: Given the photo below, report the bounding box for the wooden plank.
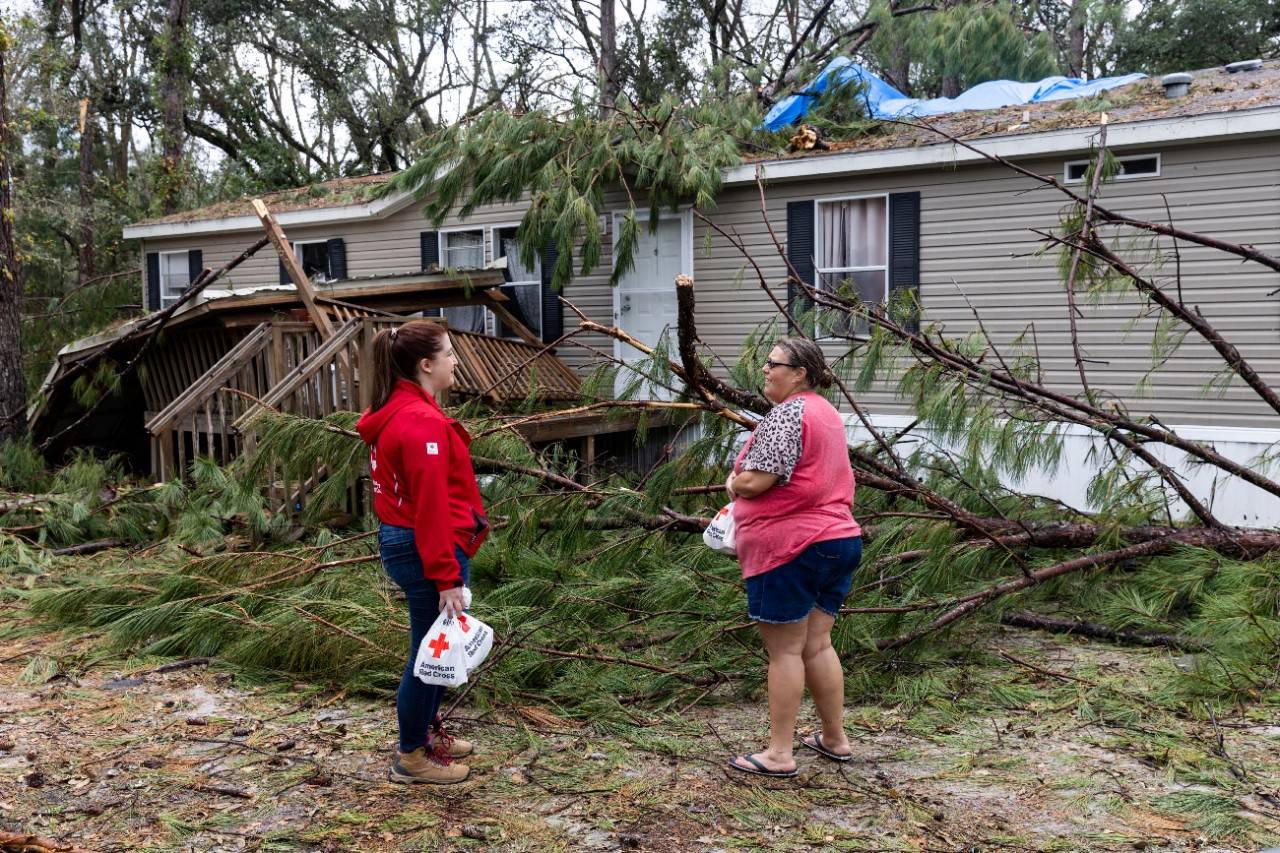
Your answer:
[146,323,273,434]
[358,319,376,411]
[251,199,337,340]
[478,291,543,347]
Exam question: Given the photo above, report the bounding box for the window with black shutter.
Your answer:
[156,250,193,309]
[291,240,333,281]
[788,192,921,338]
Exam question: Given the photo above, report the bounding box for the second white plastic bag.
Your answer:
[702,503,737,555]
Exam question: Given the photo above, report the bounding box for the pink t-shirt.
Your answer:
[733,391,861,579]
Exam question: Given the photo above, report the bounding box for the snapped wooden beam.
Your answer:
[251,198,337,340]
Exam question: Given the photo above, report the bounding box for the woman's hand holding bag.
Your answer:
[703,503,737,555]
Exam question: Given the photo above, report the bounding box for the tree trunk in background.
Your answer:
[1067,0,1087,78]
[0,23,27,442]
[884,42,912,96]
[159,0,189,214]
[599,0,618,114]
[77,99,95,287]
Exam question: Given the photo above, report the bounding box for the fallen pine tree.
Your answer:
[12,104,1280,722]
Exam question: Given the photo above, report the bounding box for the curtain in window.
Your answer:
[498,230,541,283]
[444,231,484,269]
[820,198,886,269]
[159,253,188,306]
[443,305,487,333]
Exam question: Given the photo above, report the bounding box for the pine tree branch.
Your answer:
[877,527,1280,650]
[999,611,1208,652]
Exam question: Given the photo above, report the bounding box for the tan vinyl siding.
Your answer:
[671,136,1280,429]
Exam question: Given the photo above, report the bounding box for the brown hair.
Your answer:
[774,337,833,389]
[369,319,448,411]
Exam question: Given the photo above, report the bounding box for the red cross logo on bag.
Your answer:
[457,614,470,633]
[427,633,450,658]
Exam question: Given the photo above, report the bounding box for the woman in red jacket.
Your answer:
[357,320,489,785]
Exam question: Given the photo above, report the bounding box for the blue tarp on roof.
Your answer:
[762,57,1146,131]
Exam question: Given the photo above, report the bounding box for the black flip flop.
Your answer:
[801,733,853,763]
[728,753,798,778]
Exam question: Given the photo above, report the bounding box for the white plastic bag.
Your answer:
[413,591,496,687]
[414,610,469,687]
[455,611,494,672]
[703,503,737,555]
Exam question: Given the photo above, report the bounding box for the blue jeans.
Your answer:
[379,523,470,753]
[745,536,862,624]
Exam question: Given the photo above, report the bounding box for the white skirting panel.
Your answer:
[844,414,1280,529]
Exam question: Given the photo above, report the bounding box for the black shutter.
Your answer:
[187,249,203,285]
[539,240,562,343]
[326,237,347,280]
[888,191,921,332]
[420,231,440,270]
[786,200,815,325]
[145,252,161,311]
[279,258,290,285]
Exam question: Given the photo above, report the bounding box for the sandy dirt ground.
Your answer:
[3,609,1279,852]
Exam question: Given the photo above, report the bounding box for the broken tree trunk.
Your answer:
[0,22,25,443]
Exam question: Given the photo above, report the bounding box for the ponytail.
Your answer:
[368,320,447,411]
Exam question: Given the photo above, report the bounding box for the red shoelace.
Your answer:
[432,718,456,749]
[425,743,455,766]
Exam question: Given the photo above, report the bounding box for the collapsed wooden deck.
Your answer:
[143,314,581,481]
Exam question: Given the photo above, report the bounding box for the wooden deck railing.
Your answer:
[146,316,582,516]
[146,322,320,480]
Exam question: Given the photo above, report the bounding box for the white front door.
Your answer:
[613,213,688,399]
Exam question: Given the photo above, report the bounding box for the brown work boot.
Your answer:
[388,745,469,785]
[432,717,474,759]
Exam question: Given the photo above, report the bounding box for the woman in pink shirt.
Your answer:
[725,337,863,777]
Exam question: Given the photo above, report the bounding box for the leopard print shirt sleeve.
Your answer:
[740,396,805,482]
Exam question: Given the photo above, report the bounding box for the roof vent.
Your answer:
[1226,59,1263,73]
[1161,72,1192,98]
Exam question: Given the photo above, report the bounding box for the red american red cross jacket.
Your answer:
[356,379,489,591]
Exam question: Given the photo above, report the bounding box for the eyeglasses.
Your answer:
[764,359,799,370]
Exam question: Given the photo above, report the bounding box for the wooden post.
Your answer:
[478,290,543,347]
[251,199,336,340]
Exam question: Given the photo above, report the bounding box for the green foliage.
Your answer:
[388,90,766,291]
[0,438,50,492]
[865,0,1059,98]
[1112,0,1280,75]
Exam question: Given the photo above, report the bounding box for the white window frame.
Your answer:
[1063,152,1161,184]
[437,226,486,272]
[488,222,542,340]
[157,250,191,309]
[290,238,337,282]
[429,226,489,335]
[813,192,890,340]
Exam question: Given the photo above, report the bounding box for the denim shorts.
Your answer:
[746,536,863,624]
